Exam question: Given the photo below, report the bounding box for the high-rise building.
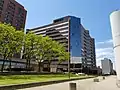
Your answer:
[81,26,96,68]
[101,58,113,75]
[0,0,27,29]
[28,16,96,72]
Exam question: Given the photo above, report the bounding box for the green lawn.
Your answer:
[0,74,94,85]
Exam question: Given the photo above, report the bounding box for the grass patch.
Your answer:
[0,74,94,85]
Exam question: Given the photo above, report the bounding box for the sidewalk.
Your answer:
[18,76,120,90]
[89,76,120,90]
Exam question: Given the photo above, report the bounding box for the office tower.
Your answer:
[101,58,113,75]
[81,26,96,68]
[28,16,96,72]
[110,10,120,87]
[0,0,27,29]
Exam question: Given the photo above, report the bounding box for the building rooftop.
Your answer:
[28,16,80,31]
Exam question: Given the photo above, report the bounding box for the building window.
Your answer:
[16,24,18,26]
[4,18,7,21]
[0,11,2,14]
[0,7,2,10]
[71,32,74,36]
[76,41,79,46]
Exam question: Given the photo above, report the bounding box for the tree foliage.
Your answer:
[0,23,69,72]
[23,32,38,69]
[0,23,24,72]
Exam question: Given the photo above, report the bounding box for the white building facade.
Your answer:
[101,58,113,75]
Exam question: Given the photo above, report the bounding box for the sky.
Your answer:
[16,0,120,68]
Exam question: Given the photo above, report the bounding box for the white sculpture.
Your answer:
[110,10,120,88]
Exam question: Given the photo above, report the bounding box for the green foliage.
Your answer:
[25,31,69,72]
[0,23,24,72]
[24,32,37,60]
[0,75,94,85]
[0,74,80,80]
[0,23,69,72]
[0,23,15,59]
[0,23,24,58]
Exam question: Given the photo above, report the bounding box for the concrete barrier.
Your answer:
[0,77,94,90]
[103,77,105,80]
[116,80,120,88]
[93,78,99,82]
[69,83,76,90]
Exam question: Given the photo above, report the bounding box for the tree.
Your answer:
[35,36,53,72]
[35,35,69,72]
[44,39,69,72]
[54,43,70,72]
[23,32,38,70]
[43,38,59,72]
[34,35,44,72]
[7,30,24,71]
[0,24,16,72]
[0,23,24,72]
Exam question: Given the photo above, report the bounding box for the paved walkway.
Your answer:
[18,76,120,90]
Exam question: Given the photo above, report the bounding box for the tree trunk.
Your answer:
[26,59,28,71]
[38,62,41,72]
[28,60,30,70]
[1,60,5,72]
[48,61,51,72]
[56,62,60,73]
[1,55,6,72]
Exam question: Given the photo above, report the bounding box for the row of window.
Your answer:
[16,19,24,24]
[6,9,15,17]
[4,18,12,24]
[0,0,4,4]
[0,2,3,7]
[0,5,3,11]
[8,5,15,10]
[9,1,15,7]
[17,12,25,18]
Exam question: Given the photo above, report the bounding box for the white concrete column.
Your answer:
[110,10,120,84]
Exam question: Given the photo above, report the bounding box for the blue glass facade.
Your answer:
[69,16,82,58]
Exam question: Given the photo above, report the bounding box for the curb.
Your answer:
[0,77,94,90]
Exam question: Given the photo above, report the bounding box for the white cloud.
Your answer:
[95,39,115,69]
[108,39,113,43]
[96,39,113,44]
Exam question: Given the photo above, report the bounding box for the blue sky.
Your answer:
[16,0,120,68]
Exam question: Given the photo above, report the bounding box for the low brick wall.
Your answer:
[0,77,94,90]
